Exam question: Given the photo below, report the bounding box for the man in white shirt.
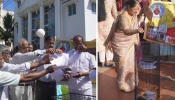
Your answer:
[65,35,96,100]
[12,39,55,64]
[2,49,11,63]
[1,49,12,100]
[0,65,56,99]
[35,36,63,100]
[10,38,55,100]
[0,51,52,100]
[0,53,52,73]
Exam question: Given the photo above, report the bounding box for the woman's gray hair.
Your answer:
[18,38,28,48]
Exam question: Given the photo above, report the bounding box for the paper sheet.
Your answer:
[139,61,157,69]
[49,69,64,83]
[50,53,69,70]
[42,53,69,83]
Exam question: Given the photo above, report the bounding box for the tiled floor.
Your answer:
[98,63,175,100]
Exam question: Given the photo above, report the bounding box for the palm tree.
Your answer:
[0,12,14,45]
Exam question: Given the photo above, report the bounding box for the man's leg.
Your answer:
[9,86,22,100]
[80,88,93,100]
[26,86,33,100]
[99,51,105,67]
[106,50,113,61]
[35,80,56,100]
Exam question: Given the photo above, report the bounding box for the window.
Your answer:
[68,3,76,16]
[91,2,96,13]
[44,5,55,36]
[17,1,21,8]
[22,17,28,40]
[32,11,40,50]
[16,24,18,33]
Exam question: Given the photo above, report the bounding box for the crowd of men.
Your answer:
[0,35,96,100]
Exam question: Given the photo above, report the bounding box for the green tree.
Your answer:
[0,12,14,45]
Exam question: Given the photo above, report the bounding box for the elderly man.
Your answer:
[2,49,11,63]
[0,61,56,99]
[0,51,52,100]
[9,38,56,100]
[1,48,12,100]
[35,36,63,100]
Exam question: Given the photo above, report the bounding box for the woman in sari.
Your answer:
[104,0,144,92]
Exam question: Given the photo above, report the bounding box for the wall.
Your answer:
[84,0,96,41]
[62,0,85,40]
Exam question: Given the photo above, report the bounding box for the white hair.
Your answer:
[18,38,28,48]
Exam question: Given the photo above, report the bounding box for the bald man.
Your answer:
[9,39,56,100]
[0,51,55,100]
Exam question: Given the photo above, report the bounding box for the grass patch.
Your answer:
[61,85,69,94]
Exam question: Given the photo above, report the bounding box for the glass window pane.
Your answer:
[47,7,55,36]
[68,5,72,16]
[44,14,48,24]
[45,6,49,13]
[91,3,96,13]
[18,1,21,8]
[72,3,76,15]
[32,19,35,29]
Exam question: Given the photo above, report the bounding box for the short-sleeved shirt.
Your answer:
[0,71,20,98]
[68,50,96,90]
[0,62,30,100]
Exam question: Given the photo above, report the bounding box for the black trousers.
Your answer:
[35,80,56,100]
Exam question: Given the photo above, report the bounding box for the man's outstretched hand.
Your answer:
[42,54,53,64]
[46,65,56,73]
[46,48,55,54]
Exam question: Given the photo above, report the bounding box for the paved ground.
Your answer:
[98,62,175,100]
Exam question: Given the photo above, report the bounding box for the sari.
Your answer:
[104,10,143,92]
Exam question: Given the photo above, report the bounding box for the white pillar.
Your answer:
[14,25,17,46]
[28,11,32,44]
[40,2,44,48]
[14,1,18,12]
[18,17,23,40]
[14,2,18,46]
[55,0,61,39]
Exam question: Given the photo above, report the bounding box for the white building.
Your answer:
[0,0,14,30]
[14,0,96,49]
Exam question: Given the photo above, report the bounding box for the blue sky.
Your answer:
[3,0,14,11]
